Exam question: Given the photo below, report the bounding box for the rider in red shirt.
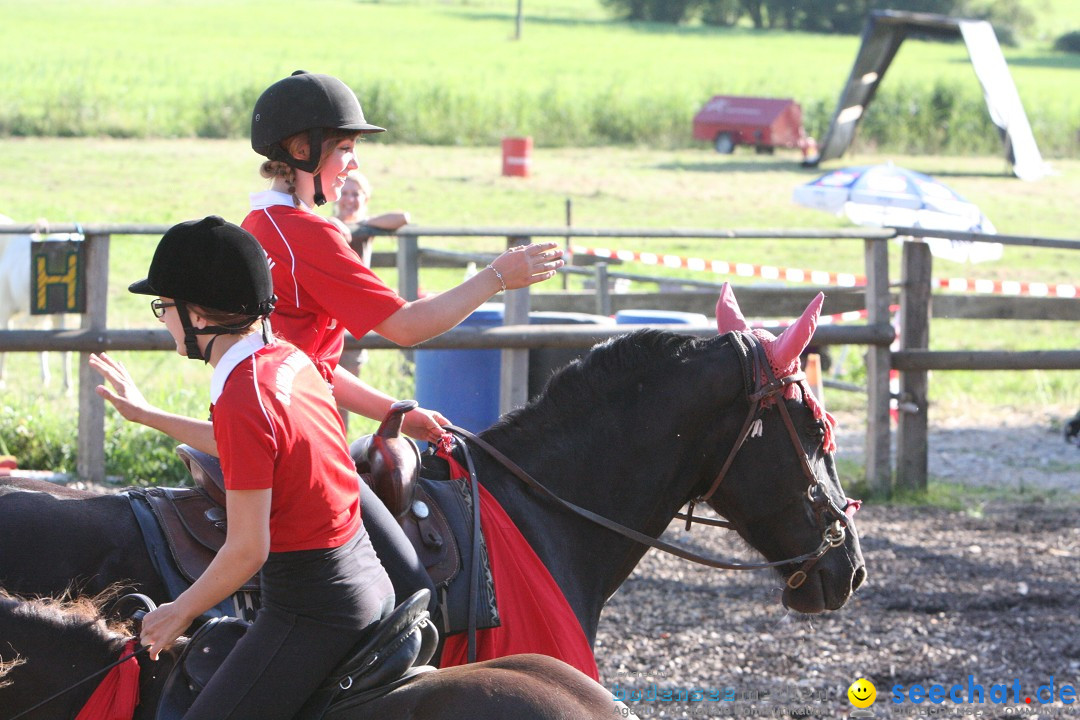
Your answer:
[133,216,393,719]
[244,71,565,442]
[240,71,566,614]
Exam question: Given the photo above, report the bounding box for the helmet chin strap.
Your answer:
[307,127,327,206]
[175,300,260,363]
[175,301,206,361]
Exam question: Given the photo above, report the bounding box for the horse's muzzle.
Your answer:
[782,533,866,613]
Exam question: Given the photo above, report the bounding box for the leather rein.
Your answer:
[444,331,854,588]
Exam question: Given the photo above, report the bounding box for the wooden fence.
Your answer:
[1,223,1077,494]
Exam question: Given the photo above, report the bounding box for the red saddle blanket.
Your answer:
[438,452,599,681]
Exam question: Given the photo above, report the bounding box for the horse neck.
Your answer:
[474,341,747,642]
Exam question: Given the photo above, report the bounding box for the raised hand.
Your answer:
[89,352,152,423]
[488,242,565,290]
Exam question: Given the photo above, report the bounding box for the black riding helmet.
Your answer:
[251,71,385,206]
[129,216,276,361]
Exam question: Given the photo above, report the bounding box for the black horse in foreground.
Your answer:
[0,287,865,667]
[0,590,626,720]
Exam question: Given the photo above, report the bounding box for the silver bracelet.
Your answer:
[486,264,506,292]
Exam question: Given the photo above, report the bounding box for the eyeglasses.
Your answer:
[151,299,177,319]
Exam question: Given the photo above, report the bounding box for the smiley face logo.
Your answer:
[848,678,876,708]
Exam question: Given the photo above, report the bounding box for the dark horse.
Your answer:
[0,288,865,664]
[0,591,625,720]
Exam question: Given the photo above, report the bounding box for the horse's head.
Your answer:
[701,283,865,613]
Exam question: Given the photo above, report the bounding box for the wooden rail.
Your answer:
[1,223,1077,494]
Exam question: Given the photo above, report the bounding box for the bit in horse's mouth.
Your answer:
[783,561,866,613]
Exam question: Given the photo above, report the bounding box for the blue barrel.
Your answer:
[415,304,504,433]
[615,309,709,325]
[415,306,614,433]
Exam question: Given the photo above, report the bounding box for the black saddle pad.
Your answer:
[401,451,500,635]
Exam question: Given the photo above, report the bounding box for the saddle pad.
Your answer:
[407,475,500,635]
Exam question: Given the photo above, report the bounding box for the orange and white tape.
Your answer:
[570,245,1075,298]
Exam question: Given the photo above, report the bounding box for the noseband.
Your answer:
[445,331,857,585]
[682,331,856,589]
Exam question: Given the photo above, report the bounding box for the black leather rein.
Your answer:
[440,331,851,582]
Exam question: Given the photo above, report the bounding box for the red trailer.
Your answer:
[692,95,813,155]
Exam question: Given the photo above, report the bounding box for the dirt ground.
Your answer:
[595,409,1080,720]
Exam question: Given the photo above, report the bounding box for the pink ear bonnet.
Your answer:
[715,283,836,452]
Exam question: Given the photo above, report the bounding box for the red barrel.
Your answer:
[501,136,532,177]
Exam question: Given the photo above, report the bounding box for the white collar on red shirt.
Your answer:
[210,332,271,403]
[249,189,311,213]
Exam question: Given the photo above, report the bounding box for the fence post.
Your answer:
[594,262,611,316]
[863,237,892,494]
[896,241,932,492]
[397,234,419,301]
[500,236,531,415]
[76,232,109,483]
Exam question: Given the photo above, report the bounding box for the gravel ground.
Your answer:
[595,406,1080,720]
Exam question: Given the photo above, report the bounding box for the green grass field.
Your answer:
[1,0,1078,483]
[2,0,1078,153]
[1,137,1077,483]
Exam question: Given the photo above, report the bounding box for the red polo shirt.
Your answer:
[211,335,361,552]
[242,191,406,383]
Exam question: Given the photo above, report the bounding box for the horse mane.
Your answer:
[0,653,24,689]
[490,329,716,431]
[0,588,133,669]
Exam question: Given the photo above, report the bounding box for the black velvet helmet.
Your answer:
[251,70,384,175]
[130,216,275,316]
[130,217,275,361]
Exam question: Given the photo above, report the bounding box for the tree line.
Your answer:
[600,0,1036,43]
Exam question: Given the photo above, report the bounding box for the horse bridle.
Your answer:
[446,331,857,588]
[682,331,856,588]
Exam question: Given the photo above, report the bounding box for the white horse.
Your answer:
[0,215,74,392]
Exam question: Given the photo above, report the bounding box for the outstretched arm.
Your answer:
[374,241,564,347]
[89,352,218,456]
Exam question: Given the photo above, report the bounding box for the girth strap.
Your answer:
[453,439,484,664]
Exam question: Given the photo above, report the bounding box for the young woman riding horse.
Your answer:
[0,285,867,679]
[121,217,395,719]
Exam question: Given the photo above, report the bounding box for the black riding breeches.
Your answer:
[182,526,395,720]
[359,476,437,614]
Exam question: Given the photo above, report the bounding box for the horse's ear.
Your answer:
[715,282,750,333]
[771,292,824,370]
